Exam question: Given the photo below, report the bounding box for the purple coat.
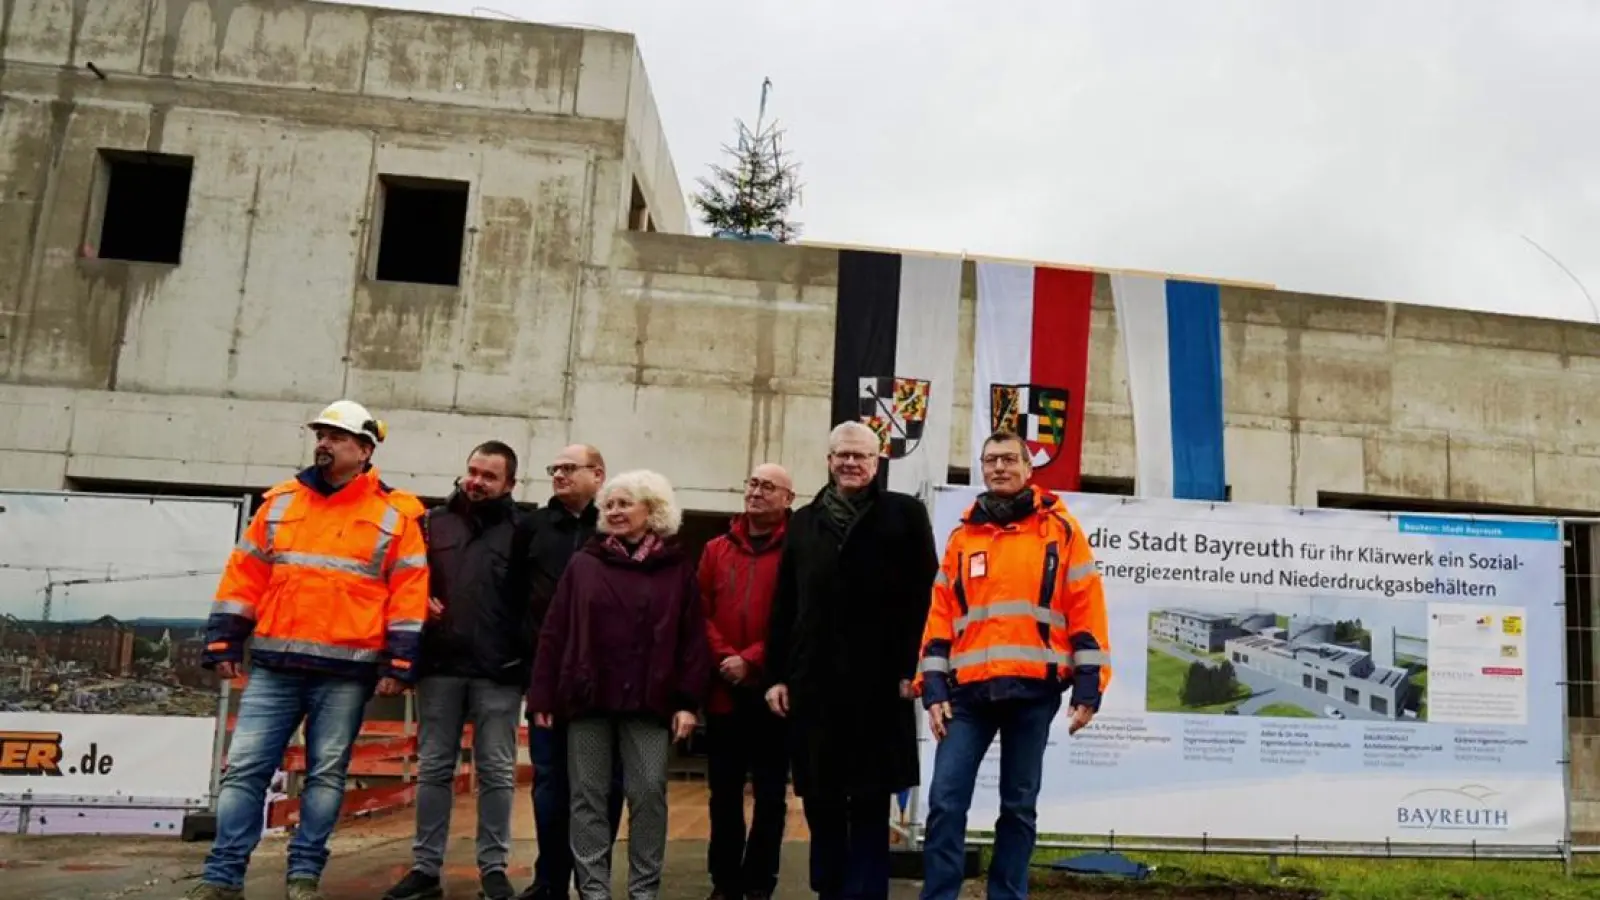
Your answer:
[528,535,711,721]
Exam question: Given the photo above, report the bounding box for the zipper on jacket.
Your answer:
[953,551,968,615]
[740,552,754,648]
[1037,541,1060,681]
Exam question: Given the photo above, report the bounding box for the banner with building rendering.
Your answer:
[920,487,1567,847]
[0,490,246,812]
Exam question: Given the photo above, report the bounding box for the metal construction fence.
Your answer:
[5,486,1600,875]
[1560,517,1600,857]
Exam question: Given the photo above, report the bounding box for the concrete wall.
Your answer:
[7,225,1600,514]
[621,46,687,234]
[14,4,1589,517]
[0,0,687,432]
[590,233,1600,512]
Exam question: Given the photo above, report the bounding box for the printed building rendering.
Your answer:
[1152,607,1272,652]
[1147,606,1425,721]
[1223,633,1411,719]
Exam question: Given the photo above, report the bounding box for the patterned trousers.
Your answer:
[566,714,672,900]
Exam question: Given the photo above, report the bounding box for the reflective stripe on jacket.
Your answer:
[914,487,1112,710]
[203,466,430,683]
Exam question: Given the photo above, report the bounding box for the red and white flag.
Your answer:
[968,262,1095,492]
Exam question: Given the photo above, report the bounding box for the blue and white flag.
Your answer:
[1109,275,1227,500]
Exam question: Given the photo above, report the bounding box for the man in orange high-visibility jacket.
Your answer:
[187,399,429,900]
[913,429,1111,900]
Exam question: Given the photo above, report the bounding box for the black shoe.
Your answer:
[513,882,560,900]
[383,870,443,900]
[480,871,516,900]
[746,892,772,900]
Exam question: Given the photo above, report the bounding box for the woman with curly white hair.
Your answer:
[528,469,712,900]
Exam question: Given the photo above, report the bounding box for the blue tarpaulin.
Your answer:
[1041,851,1152,880]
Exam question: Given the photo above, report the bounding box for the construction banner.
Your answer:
[0,490,247,822]
[919,487,1567,847]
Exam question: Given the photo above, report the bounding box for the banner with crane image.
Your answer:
[0,490,247,823]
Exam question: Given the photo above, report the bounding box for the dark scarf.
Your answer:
[603,531,663,562]
[819,481,875,541]
[447,488,513,535]
[972,486,1037,527]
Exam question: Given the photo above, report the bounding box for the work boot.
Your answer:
[480,870,516,900]
[384,870,444,900]
[182,884,244,900]
[285,876,325,900]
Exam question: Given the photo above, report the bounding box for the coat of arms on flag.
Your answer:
[858,376,931,459]
[989,383,1068,468]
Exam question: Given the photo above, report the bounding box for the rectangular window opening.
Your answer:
[373,175,469,286]
[628,176,650,232]
[95,150,194,265]
[1079,476,1135,496]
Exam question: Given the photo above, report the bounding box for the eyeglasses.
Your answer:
[546,463,597,477]
[980,452,1024,468]
[830,451,874,463]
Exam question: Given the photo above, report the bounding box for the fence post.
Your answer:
[183,492,253,842]
[209,678,232,809]
[1561,517,1575,876]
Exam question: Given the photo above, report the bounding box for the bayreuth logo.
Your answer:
[0,731,66,776]
[858,376,931,460]
[1395,784,1509,831]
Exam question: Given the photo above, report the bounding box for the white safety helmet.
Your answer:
[307,399,387,445]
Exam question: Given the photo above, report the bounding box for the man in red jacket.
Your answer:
[700,462,795,900]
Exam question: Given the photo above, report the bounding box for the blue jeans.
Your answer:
[919,694,1061,900]
[529,720,623,895]
[203,666,373,889]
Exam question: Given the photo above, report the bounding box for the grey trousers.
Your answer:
[567,715,672,900]
[412,675,524,877]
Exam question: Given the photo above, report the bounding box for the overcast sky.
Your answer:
[340,1,1598,323]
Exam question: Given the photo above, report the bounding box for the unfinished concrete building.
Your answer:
[1,0,685,496]
[4,0,1600,833]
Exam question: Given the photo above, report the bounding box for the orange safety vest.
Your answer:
[914,486,1111,706]
[204,467,429,682]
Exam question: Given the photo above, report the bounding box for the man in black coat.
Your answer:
[764,421,939,900]
[385,441,538,900]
